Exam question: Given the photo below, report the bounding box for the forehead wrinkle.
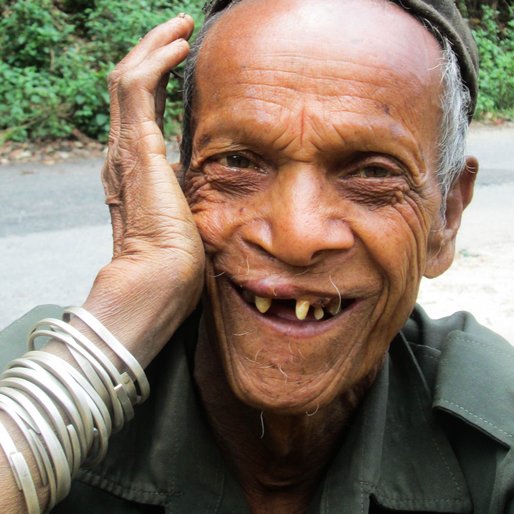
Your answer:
[242,53,429,87]
[208,57,428,101]
[195,99,426,172]
[245,52,398,77]
[204,0,444,88]
[196,63,431,152]
[193,100,301,157]
[201,80,426,130]
[196,72,430,164]
[202,53,433,123]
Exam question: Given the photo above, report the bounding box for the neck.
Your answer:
[194,322,376,513]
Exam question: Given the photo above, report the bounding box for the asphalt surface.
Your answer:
[0,158,108,237]
[0,125,513,330]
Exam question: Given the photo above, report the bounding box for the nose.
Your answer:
[244,167,355,267]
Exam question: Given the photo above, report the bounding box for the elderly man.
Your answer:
[0,0,513,513]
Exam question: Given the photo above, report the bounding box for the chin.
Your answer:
[203,271,393,414]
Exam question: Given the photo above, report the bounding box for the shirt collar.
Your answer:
[316,332,472,513]
[433,330,514,448]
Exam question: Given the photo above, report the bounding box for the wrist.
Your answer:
[82,254,204,367]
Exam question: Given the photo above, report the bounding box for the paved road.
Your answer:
[0,126,513,330]
[0,158,108,237]
[466,126,514,185]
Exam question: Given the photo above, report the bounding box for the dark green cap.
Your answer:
[202,0,479,119]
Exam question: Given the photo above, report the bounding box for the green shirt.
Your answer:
[1,305,513,513]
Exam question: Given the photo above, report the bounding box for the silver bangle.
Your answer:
[0,387,71,503]
[17,346,98,455]
[31,320,134,430]
[29,325,110,406]
[0,419,40,514]
[64,307,150,403]
[0,306,149,512]
[29,427,57,509]
[0,399,47,484]
[0,374,75,472]
[25,351,111,467]
[29,326,122,433]
[47,318,135,416]
[0,397,58,509]
[4,363,85,475]
[68,348,110,405]
[9,356,90,458]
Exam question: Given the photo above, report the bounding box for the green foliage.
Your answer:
[0,64,65,141]
[472,6,514,120]
[0,0,204,142]
[0,0,73,68]
[457,0,511,25]
[1,1,512,142]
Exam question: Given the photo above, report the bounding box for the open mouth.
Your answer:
[233,283,355,322]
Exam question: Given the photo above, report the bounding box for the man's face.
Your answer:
[185,0,451,413]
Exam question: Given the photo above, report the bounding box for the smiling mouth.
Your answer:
[235,285,356,322]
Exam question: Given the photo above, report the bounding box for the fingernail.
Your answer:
[178,12,186,18]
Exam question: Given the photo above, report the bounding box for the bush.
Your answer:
[0,0,73,69]
[0,0,204,143]
[456,0,511,25]
[472,6,514,120]
[0,1,512,143]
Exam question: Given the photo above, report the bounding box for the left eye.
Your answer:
[219,154,257,170]
[353,166,391,178]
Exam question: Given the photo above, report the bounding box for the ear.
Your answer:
[424,156,478,278]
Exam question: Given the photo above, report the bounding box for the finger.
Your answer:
[116,15,194,73]
[116,39,190,126]
[155,74,170,133]
[108,38,189,146]
[107,15,193,142]
[105,38,190,217]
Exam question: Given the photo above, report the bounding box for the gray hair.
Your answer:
[179,10,471,203]
[437,38,472,200]
[180,12,224,173]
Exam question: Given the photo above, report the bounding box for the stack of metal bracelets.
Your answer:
[0,306,150,513]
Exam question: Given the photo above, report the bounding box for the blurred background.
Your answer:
[0,0,206,145]
[0,1,513,341]
[0,0,512,145]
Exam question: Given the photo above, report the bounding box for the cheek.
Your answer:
[185,170,267,254]
[187,193,252,255]
[357,194,435,292]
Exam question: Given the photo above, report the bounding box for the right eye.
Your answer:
[217,154,258,170]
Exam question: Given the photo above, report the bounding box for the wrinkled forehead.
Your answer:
[201,0,479,120]
[198,0,443,98]
[194,0,444,137]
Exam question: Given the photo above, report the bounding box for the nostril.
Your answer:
[245,240,278,262]
[245,222,355,268]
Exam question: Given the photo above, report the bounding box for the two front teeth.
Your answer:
[254,296,341,321]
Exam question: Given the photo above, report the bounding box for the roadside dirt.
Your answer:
[0,136,106,166]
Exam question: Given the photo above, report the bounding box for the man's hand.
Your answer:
[0,18,204,513]
[83,15,205,366]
